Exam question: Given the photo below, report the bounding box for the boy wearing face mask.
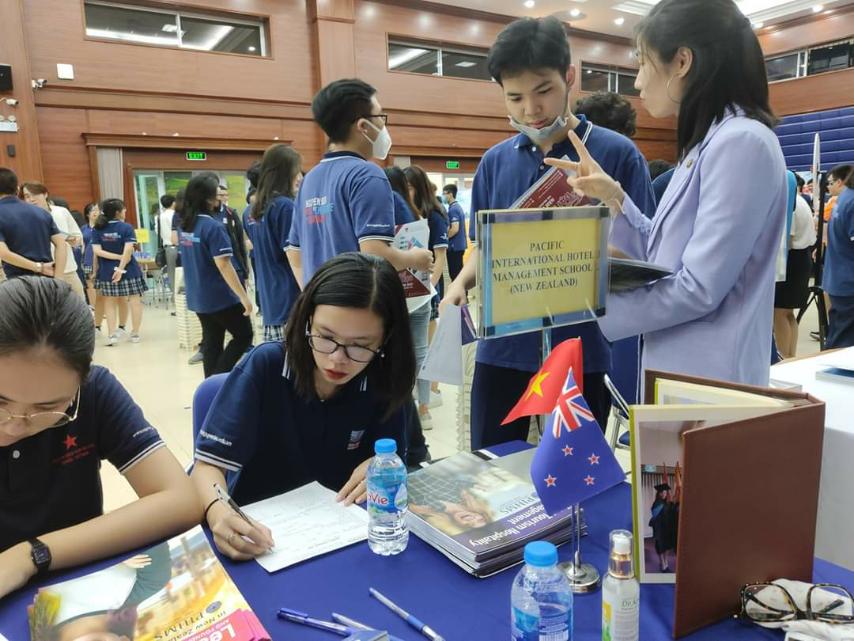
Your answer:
[443,17,656,449]
[286,78,433,287]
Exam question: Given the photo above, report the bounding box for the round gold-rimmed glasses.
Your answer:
[0,388,81,431]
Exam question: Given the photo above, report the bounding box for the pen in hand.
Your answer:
[214,483,275,550]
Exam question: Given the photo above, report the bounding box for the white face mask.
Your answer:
[508,113,568,146]
[362,120,393,160]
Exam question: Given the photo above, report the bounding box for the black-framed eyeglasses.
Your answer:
[0,388,81,430]
[356,113,389,127]
[306,332,383,363]
[735,582,854,624]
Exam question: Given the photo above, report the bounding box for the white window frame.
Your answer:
[83,0,267,56]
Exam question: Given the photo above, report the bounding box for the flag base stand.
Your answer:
[559,559,601,593]
[559,503,601,593]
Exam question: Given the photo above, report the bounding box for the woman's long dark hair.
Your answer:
[181,173,219,233]
[0,277,94,380]
[385,166,418,214]
[94,198,125,230]
[636,0,777,160]
[403,165,447,222]
[251,144,302,221]
[284,253,415,419]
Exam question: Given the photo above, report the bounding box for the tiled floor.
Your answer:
[97,300,824,511]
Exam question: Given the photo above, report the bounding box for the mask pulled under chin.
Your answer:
[362,120,393,160]
[508,114,568,145]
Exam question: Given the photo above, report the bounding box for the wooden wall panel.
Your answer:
[770,67,854,117]
[759,9,854,57]
[35,107,93,208]
[0,0,43,180]
[22,0,315,103]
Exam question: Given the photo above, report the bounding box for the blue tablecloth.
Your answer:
[1,442,851,640]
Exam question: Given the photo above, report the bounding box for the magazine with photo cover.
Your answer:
[406,451,583,569]
[28,526,269,641]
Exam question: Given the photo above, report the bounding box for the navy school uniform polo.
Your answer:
[467,115,656,374]
[0,196,61,279]
[446,201,467,252]
[247,196,301,327]
[178,214,240,314]
[392,192,415,226]
[194,342,407,505]
[91,220,143,282]
[823,187,854,297]
[287,151,396,283]
[0,367,164,552]
[427,209,449,253]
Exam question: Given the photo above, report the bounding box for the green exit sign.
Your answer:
[445,160,460,170]
[186,151,207,161]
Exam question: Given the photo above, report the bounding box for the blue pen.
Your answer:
[277,607,354,636]
[369,588,445,641]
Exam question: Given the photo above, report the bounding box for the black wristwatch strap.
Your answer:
[29,538,52,577]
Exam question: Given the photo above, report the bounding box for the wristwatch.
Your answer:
[35,262,43,274]
[28,538,51,577]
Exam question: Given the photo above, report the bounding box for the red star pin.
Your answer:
[584,475,595,486]
[63,434,78,450]
[588,453,600,465]
[562,445,574,457]
[545,474,557,487]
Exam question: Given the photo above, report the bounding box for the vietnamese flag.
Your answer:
[501,338,583,425]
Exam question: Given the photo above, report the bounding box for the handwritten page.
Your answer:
[242,482,368,573]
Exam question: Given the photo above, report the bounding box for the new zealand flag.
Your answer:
[531,367,625,515]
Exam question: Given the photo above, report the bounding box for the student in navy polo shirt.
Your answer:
[286,78,433,287]
[443,183,467,281]
[823,170,854,348]
[404,165,449,428]
[192,253,414,560]
[0,167,67,281]
[0,276,199,599]
[247,143,303,343]
[216,183,250,287]
[91,198,147,346]
[384,166,416,226]
[443,17,655,449]
[178,173,254,378]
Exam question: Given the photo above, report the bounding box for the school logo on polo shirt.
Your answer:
[53,430,96,466]
[347,429,366,451]
[304,196,333,225]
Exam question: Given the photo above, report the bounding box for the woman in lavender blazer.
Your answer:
[547,0,786,387]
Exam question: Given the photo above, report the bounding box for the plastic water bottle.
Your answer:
[366,438,409,555]
[511,541,573,641]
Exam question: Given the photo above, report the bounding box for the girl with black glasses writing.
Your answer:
[191,253,415,560]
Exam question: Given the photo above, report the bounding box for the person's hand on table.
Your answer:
[337,458,372,506]
[544,130,625,214]
[207,502,274,561]
[0,543,37,600]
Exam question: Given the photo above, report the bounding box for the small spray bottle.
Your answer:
[602,529,640,641]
